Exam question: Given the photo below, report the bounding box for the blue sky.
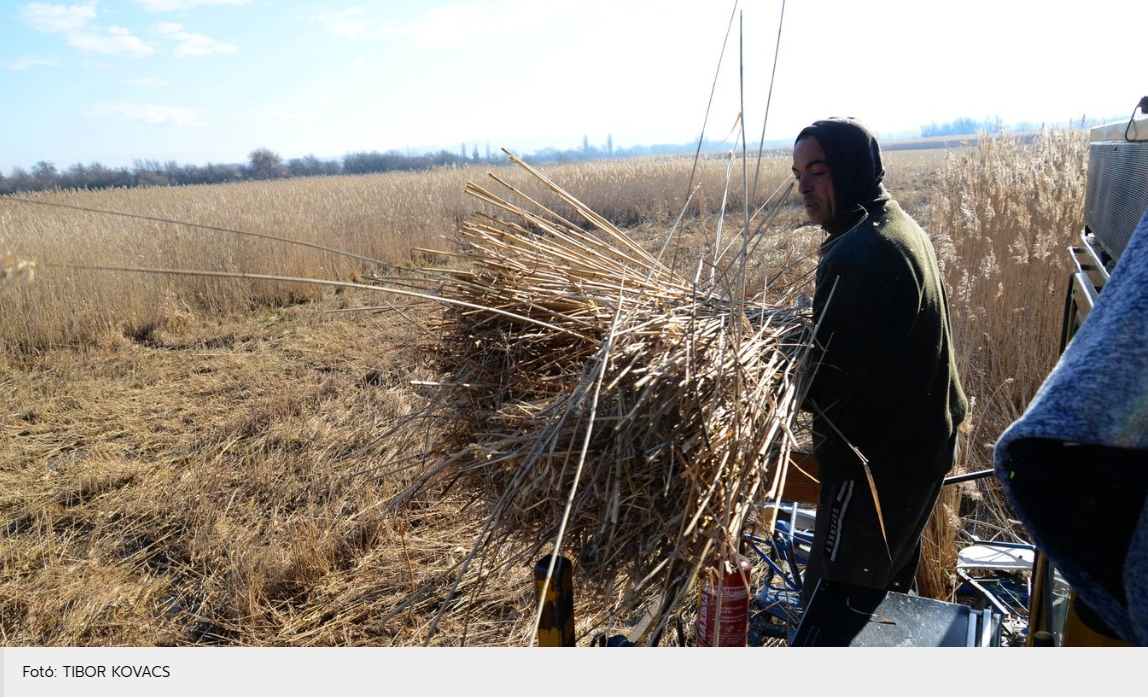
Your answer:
[1,0,1141,172]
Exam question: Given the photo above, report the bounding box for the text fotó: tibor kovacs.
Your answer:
[23,665,172,679]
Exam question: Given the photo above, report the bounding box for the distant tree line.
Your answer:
[0,135,773,196]
[0,147,467,195]
[920,117,1005,138]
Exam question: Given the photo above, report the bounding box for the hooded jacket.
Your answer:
[798,118,968,481]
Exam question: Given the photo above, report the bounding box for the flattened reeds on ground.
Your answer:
[0,293,557,646]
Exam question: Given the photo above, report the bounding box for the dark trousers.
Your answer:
[800,435,957,607]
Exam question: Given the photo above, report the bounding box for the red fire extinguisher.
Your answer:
[696,554,753,646]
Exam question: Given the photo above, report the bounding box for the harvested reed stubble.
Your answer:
[397,155,814,642]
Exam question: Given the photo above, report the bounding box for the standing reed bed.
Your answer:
[927,128,1087,539]
[0,175,452,352]
[0,157,755,355]
[1,252,34,290]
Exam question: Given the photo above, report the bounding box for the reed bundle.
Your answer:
[398,154,814,642]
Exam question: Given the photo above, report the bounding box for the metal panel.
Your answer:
[1084,137,1148,264]
[793,580,999,646]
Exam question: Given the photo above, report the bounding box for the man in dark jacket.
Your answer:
[791,117,968,606]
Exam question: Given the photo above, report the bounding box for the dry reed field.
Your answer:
[0,130,1088,646]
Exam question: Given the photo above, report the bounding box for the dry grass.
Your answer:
[0,134,1088,644]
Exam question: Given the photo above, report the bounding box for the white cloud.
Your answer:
[5,56,60,70]
[67,26,155,57]
[15,1,97,33]
[171,32,236,57]
[17,3,155,57]
[127,76,171,87]
[83,103,207,127]
[153,22,237,57]
[134,0,249,11]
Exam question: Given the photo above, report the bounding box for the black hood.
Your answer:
[796,117,887,226]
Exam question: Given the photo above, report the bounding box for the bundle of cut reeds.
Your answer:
[397,153,813,643]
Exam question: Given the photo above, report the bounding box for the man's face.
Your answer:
[792,136,836,226]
